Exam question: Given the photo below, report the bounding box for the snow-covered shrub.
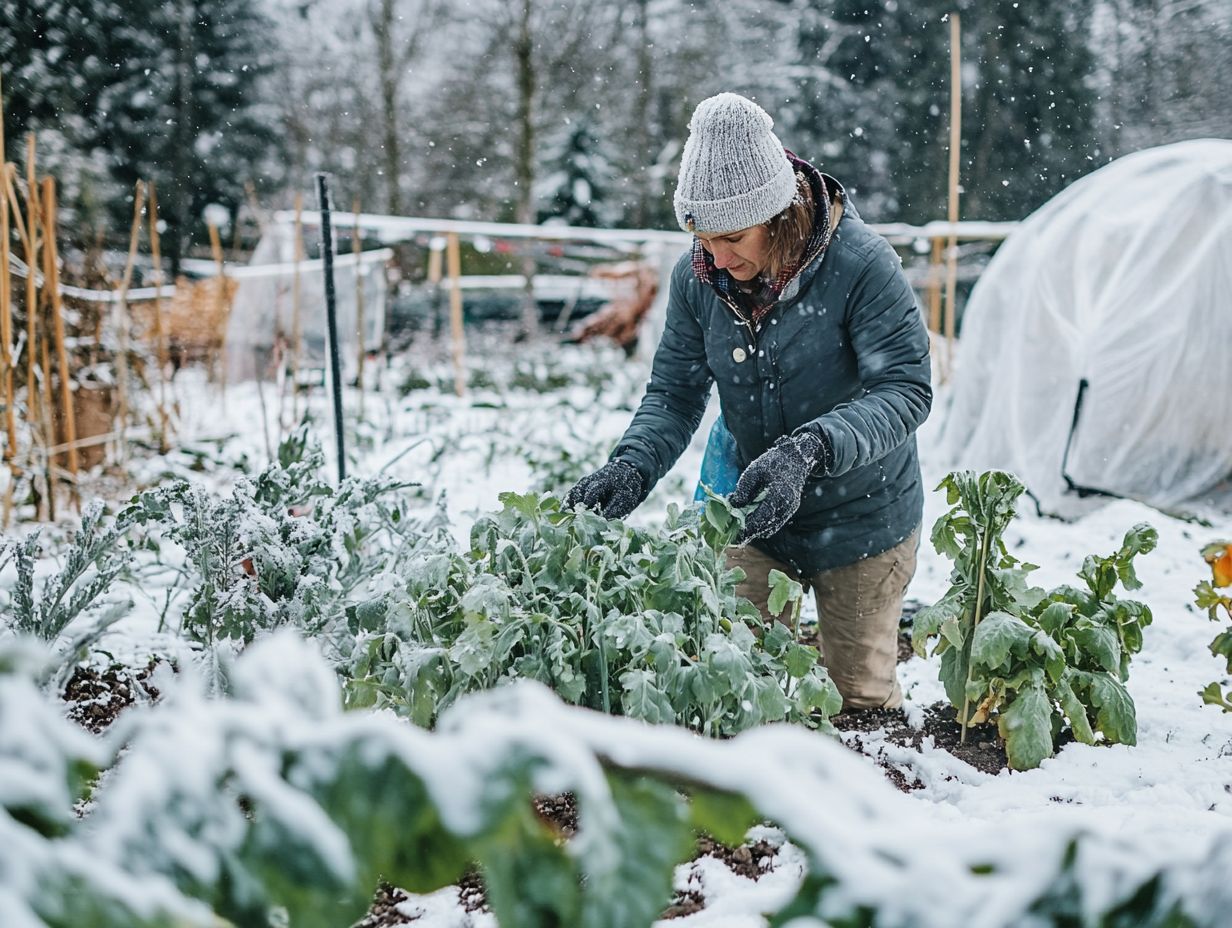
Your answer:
[345,491,842,736]
[0,501,133,690]
[118,425,429,648]
[913,471,1157,769]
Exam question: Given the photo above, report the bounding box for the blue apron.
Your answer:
[693,414,741,501]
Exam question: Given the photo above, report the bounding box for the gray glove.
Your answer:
[728,432,828,544]
[565,460,646,520]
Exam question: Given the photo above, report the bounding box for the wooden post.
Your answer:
[206,218,228,390]
[1,165,16,474]
[927,236,943,336]
[42,177,78,499]
[115,181,146,464]
[290,191,304,416]
[445,232,466,397]
[352,198,365,413]
[23,136,43,468]
[0,74,16,478]
[942,12,962,383]
[147,182,170,452]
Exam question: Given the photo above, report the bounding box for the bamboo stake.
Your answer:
[23,136,44,472]
[353,197,365,415]
[446,232,466,398]
[927,236,943,336]
[206,218,227,391]
[39,319,54,520]
[290,191,304,417]
[43,176,79,497]
[0,74,16,475]
[147,182,170,452]
[115,180,146,464]
[1,166,16,472]
[942,12,962,383]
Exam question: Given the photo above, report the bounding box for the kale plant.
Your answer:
[345,491,841,736]
[118,425,424,650]
[0,501,134,690]
[913,471,1157,770]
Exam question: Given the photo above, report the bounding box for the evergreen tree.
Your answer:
[99,0,279,269]
[536,119,615,227]
[1,0,278,267]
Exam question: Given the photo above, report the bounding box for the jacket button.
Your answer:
[732,347,747,363]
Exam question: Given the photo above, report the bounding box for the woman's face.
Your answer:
[695,225,770,281]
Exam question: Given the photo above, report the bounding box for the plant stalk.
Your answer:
[960,528,993,743]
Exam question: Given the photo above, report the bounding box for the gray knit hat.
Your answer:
[673,93,796,234]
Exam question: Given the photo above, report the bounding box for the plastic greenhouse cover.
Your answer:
[938,139,1232,517]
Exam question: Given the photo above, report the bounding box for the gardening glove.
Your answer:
[728,432,829,544]
[565,459,645,520]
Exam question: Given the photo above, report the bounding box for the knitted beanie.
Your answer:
[673,93,796,234]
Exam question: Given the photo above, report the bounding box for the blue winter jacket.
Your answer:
[611,177,932,575]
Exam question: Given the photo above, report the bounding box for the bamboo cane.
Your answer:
[42,176,79,497]
[353,197,365,414]
[147,182,170,452]
[23,136,44,478]
[927,236,943,336]
[39,317,54,520]
[206,219,227,391]
[942,12,962,383]
[446,232,466,398]
[115,181,146,464]
[0,74,16,475]
[1,166,15,472]
[290,191,304,417]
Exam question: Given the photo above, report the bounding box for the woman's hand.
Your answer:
[565,460,646,519]
[729,432,826,543]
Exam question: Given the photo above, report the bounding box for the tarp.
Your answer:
[939,139,1232,516]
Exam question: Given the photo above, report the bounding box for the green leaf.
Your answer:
[1210,630,1232,673]
[579,773,693,928]
[620,669,675,725]
[997,676,1054,771]
[1086,674,1137,745]
[969,611,1033,670]
[1200,682,1232,713]
[1068,623,1121,675]
[1055,674,1096,745]
[1036,601,1075,638]
[794,669,843,720]
[688,788,760,847]
[783,643,818,679]
[1113,523,1158,591]
[1030,630,1067,684]
[766,569,803,619]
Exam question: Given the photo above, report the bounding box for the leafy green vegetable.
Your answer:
[914,470,1156,769]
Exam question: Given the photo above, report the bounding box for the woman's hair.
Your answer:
[761,171,815,281]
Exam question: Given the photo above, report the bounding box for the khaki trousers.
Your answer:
[725,529,919,710]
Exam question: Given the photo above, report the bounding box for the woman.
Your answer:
[565,93,932,710]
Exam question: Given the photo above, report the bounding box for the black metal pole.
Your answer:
[316,173,346,483]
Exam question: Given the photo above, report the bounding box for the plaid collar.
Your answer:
[690,152,839,326]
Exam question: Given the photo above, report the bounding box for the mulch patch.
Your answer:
[833,700,1010,792]
[62,660,163,734]
[661,833,779,919]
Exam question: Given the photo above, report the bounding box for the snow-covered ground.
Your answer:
[10,327,1232,926]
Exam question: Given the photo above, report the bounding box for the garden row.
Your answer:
[2,429,1232,926]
